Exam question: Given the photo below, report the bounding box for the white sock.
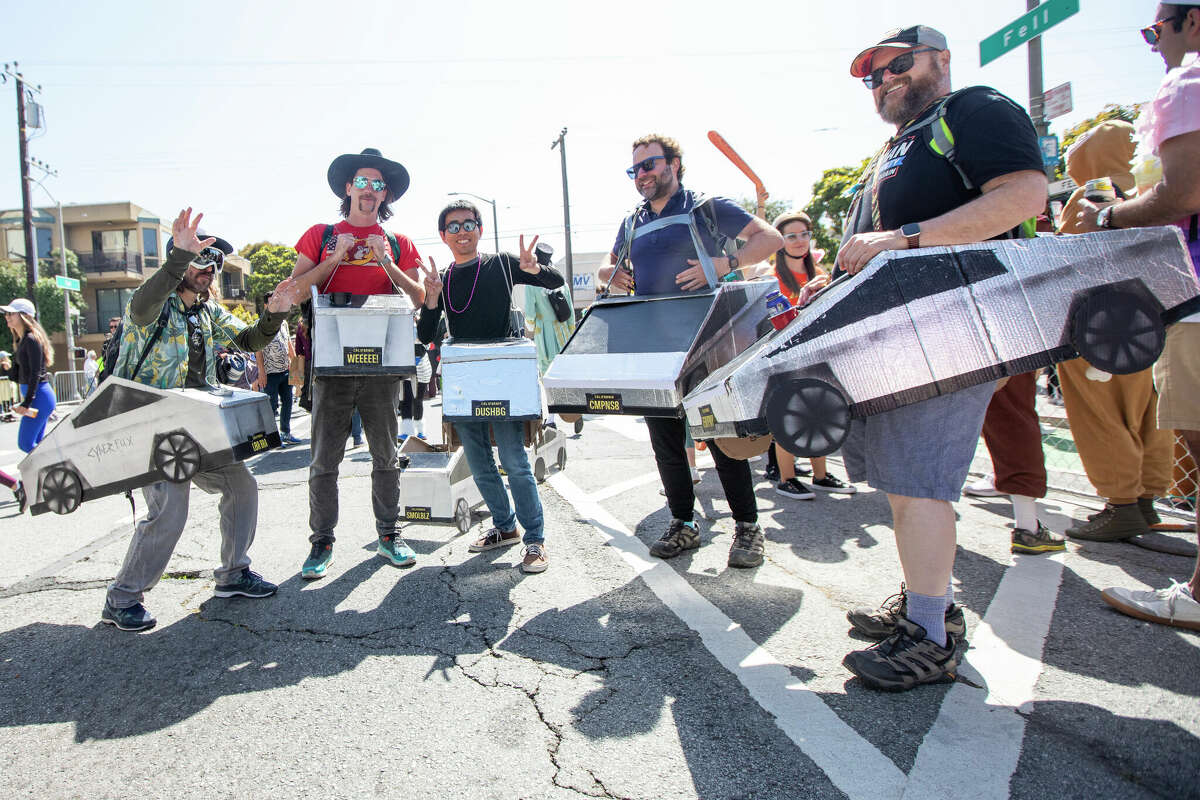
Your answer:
[401,418,414,437]
[415,420,425,435]
[1011,495,1039,533]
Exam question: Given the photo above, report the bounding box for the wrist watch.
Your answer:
[1096,206,1118,229]
[726,254,740,276]
[900,223,921,249]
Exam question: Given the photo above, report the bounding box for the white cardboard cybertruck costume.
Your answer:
[18,377,280,515]
[682,228,1200,456]
[542,280,776,418]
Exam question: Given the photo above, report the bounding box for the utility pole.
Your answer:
[31,158,78,383]
[1025,1,1057,180]
[550,128,573,302]
[4,62,42,304]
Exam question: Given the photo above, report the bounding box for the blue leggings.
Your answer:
[18,381,56,453]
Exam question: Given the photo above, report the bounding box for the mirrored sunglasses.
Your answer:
[352,176,387,192]
[191,246,224,272]
[445,220,480,234]
[1141,16,1179,45]
[783,231,812,242]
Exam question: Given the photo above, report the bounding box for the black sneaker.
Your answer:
[728,521,765,568]
[843,615,961,691]
[775,479,815,500]
[1011,522,1066,554]
[811,474,857,494]
[649,518,700,559]
[1138,496,1161,526]
[846,585,967,642]
[13,482,26,514]
[100,601,157,632]
[213,568,278,599]
[1066,503,1149,542]
[763,465,780,482]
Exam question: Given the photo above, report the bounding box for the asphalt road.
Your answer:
[0,397,1197,799]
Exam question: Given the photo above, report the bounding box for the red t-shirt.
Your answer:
[295,220,421,294]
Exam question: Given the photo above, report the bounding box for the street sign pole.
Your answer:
[1026,1,1055,179]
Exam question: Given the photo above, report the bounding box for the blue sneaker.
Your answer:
[101,601,157,632]
[302,538,334,580]
[377,531,416,567]
[280,433,302,446]
[214,568,278,598]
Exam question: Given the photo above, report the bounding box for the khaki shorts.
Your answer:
[1155,322,1200,431]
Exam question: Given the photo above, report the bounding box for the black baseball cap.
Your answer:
[850,26,948,78]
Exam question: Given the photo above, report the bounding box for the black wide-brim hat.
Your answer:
[327,147,410,202]
[166,229,234,256]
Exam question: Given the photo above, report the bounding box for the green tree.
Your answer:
[0,259,87,336]
[240,242,297,301]
[803,158,870,263]
[39,248,82,283]
[736,197,793,225]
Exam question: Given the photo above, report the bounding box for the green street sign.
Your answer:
[980,0,1080,66]
[54,275,80,291]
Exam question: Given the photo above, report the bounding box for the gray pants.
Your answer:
[309,375,401,542]
[107,461,259,609]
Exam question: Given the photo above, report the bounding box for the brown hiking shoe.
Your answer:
[650,519,701,559]
[1138,497,1161,526]
[521,543,549,574]
[1066,503,1150,542]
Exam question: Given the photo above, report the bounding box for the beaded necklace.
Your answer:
[445,255,483,314]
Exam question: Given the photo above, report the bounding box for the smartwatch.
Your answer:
[726,254,740,276]
[900,223,921,250]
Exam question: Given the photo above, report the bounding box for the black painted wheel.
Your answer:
[42,466,82,515]
[765,378,850,458]
[573,418,584,435]
[1071,290,1164,375]
[454,498,470,534]
[153,432,201,483]
[556,446,567,472]
[534,458,547,483]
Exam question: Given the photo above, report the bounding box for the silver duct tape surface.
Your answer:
[543,281,776,417]
[311,288,417,377]
[684,228,1200,440]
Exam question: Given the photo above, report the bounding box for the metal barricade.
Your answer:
[50,370,89,402]
[0,377,17,414]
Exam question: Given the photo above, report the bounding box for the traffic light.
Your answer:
[72,347,86,360]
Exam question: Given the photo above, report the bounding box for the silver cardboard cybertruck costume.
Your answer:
[542,280,776,418]
[682,228,1200,456]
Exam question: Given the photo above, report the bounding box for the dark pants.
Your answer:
[645,416,757,524]
[981,371,1047,498]
[264,371,294,435]
[308,376,401,542]
[399,379,424,421]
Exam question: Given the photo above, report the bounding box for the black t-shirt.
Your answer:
[184,304,207,389]
[418,253,564,343]
[868,86,1044,232]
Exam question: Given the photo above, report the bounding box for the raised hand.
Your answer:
[266,276,301,312]
[171,208,216,255]
[518,234,540,274]
[421,257,443,309]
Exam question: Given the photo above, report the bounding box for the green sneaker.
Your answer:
[302,538,334,580]
[378,531,417,567]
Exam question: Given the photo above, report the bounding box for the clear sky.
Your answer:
[0,0,1175,264]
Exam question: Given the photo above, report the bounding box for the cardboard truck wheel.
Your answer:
[765,377,850,458]
[454,498,471,534]
[154,432,202,483]
[573,418,584,435]
[556,446,567,472]
[1070,289,1164,375]
[534,458,547,483]
[42,466,82,515]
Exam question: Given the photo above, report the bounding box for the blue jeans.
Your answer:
[454,420,544,544]
[263,371,294,435]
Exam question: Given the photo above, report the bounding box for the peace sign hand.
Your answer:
[172,207,216,255]
[420,257,443,309]
[518,234,541,274]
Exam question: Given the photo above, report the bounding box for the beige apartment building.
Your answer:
[0,201,253,369]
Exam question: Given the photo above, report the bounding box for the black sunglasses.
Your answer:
[863,47,937,89]
[445,220,480,234]
[626,155,665,179]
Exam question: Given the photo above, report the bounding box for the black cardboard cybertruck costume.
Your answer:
[542,280,776,418]
[681,228,1200,456]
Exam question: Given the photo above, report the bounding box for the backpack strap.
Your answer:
[129,301,173,381]
[1190,214,1198,243]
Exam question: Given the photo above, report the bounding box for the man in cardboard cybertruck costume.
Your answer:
[102,209,300,632]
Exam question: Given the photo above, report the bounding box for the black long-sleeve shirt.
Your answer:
[8,334,49,407]
[418,253,563,343]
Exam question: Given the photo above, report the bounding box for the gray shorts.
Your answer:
[841,381,995,502]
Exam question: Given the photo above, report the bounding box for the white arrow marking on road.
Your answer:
[550,473,907,800]
[904,551,1066,799]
